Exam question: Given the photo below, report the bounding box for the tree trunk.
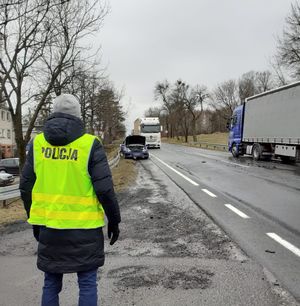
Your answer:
[184,131,188,143]
[192,116,197,142]
[13,119,26,171]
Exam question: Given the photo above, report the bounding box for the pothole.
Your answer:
[107,265,214,290]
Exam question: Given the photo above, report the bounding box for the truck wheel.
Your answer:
[231,143,239,158]
[252,144,262,161]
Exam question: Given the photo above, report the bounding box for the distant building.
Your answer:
[133,118,141,135]
[0,107,15,158]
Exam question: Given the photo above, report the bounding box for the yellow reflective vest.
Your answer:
[28,133,105,229]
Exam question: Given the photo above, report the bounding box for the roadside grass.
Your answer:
[162,132,228,145]
[0,158,137,228]
[0,198,27,227]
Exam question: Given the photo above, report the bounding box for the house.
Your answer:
[0,107,15,158]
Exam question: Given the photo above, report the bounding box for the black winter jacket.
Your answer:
[19,113,121,273]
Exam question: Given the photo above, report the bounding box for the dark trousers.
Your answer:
[41,269,98,306]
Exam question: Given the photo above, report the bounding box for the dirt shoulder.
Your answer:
[0,158,137,230]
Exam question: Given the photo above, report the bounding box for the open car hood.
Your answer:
[125,135,146,146]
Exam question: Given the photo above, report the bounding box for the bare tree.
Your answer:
[212,79,239,118]
[0,0,108,168]
[155,79,209,141]
[154,80,176,137]
[184,84,209,142]
[238,70,274,102]
[238,71,257,102]
[255,70,274,92]
[277,2,300,79]
[144,106,162,117]
[270,56,290,86]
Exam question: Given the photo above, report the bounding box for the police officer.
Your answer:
[20,94,121,306]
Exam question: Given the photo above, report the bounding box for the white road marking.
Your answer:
[225,204,250,219]
[151,155,199,186]
[266,233,300,257]
[201,189,217,198]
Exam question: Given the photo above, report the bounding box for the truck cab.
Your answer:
[228,105,244,157]
[139,117,161,148]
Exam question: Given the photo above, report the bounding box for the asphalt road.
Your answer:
[0,157,298,305]
[149,143,300,302]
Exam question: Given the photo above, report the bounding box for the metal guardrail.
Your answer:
[108,152,120,169]
[0,184,20,207]
[0,184,20,201]
[189,141,228,151]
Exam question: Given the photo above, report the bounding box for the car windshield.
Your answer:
[140,124,160,133]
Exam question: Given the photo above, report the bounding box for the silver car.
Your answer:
[0,172,15,186]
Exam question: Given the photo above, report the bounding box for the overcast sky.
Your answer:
[98,0,294,133]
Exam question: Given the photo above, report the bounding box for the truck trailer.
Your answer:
[228,81,300,162]
[133,117,161,148]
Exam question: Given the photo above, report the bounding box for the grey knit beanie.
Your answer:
[53,94,81,118]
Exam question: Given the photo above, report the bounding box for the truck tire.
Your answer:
[231,143,239,158]
[252,143,262,161]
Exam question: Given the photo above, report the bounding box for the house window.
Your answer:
[1,111,5,121]
[2,129,5,138]
[7,129,11,139]
[7,112,10,121]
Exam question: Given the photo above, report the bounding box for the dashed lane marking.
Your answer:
[201,189,217,198]
[266,233,300,257]
[225,204,250,219]
[151,155,199,186]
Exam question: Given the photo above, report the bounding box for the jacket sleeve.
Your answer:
[88,139,121,224]
[19,142,36,218]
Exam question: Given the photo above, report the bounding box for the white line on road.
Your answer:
[266,233,300,257]
[151,155,199,186]
[201,189,217,198]
[225,204,250,219]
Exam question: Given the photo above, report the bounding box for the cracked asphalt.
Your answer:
[0,159,298,305]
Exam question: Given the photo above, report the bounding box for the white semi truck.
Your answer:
[133,117,161,148]
[228,81,300,162]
